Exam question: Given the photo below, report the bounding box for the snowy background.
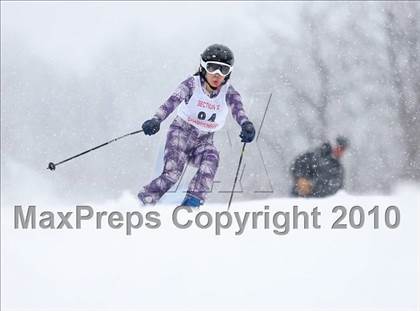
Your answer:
[1,2,419,310]
[2,2,420,203]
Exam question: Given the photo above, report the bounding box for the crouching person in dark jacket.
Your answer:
[290,136,349,198]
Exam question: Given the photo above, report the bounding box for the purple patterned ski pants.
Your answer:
[138,117,219,204]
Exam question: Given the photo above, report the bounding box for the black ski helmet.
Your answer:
[201,44,234,66]
[199,44,234,84]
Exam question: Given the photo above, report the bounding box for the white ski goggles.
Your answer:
[200,59,233,76]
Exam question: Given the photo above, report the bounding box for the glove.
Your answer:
[296,177,313,196]
[142,118,160,136]
[239,121,256,143]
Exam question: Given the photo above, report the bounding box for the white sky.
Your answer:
[2,2,300,74]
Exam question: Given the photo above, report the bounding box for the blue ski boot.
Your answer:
[179,194,203,208]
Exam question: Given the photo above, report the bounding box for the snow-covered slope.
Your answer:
[1,186,419,311]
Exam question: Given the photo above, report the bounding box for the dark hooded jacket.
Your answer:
[290,143,344,197]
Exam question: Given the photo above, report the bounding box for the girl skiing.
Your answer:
[138,44,255,207]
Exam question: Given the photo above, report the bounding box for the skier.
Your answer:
[290,136,349,198]
[138,44,256,207]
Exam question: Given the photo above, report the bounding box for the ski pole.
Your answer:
[227,142,247,210]
[47,129,143,171]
